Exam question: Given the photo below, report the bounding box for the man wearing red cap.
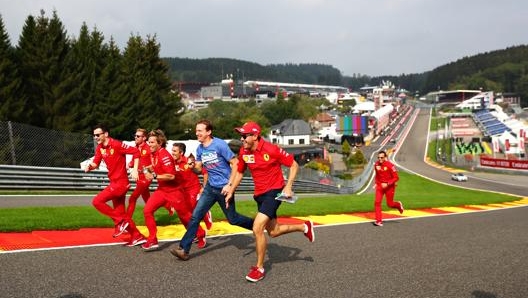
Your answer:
[230,121,315,282]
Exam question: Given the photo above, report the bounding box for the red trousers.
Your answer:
[92,182,143,238]
[374,184,400,222]
[143,188,206,242]
[126,178,151,219]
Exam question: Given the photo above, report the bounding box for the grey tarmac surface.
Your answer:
[1,206,527,298]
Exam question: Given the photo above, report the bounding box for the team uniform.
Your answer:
[90,138,143,240]
[237,138,294,219]
[174,155,212,230]
[373,158,403,224]
[142,147,206,250]
[126,141,151,219]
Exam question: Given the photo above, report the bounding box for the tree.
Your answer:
[16,10,70,129]
[0,15,23,121]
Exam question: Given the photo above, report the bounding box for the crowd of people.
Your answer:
[84,120,315,282]
[84,120,403,282]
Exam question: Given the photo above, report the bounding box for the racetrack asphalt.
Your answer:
[1,203,527,298]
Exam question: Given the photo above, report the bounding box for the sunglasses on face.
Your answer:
[93,133,103,138]
[134,135,144,138]
[240,134,254,140]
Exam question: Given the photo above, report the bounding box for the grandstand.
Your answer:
[473,109,512,137]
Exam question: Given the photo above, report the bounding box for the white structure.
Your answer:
[269,119,311,146]
[456,92,494,110]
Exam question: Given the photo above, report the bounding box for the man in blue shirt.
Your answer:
[170,119,254,260]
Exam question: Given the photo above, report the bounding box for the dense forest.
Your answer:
[1,10,527,143]
[0,11,183,139]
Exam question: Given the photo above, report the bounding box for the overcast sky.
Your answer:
[2,0,527,77]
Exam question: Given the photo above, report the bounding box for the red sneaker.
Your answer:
[112,220,129,238]
[304,220,315,242]
[197,236,207,249]
[245,266,265,282]
[141,239,159,251]
[397,202,404,214]
[125,235,147,247]
[204,211,213,230]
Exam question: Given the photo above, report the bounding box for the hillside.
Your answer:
[163,45,528,107]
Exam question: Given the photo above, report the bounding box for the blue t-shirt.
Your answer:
[196,137,235,188]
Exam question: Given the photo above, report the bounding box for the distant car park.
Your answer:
[451,173,468,182]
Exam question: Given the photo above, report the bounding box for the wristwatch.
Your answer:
[152,172,157,179]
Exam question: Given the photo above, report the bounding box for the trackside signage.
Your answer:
[480,156,528,170]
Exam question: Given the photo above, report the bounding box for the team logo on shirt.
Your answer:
[242,154,255,163]
[142,149,147,155]
[110,149,114,155]
[263,153,270,161]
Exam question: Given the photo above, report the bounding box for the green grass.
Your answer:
[0,171,520,232]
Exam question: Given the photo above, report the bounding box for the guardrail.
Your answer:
[0,165,345,194]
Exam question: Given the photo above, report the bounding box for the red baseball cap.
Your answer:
[235,121,261,135]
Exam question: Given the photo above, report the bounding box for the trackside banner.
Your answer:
[480,156,528,170]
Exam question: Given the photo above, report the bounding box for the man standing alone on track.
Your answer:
[373,150,404,226]
[84,124,145,244]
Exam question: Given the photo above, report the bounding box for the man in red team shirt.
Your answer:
[372,150,404,227]
[230,121,315,282]
[141,130,207,251]
[171,142,213,230]
[84,124,145,245]
[125,128,151,219]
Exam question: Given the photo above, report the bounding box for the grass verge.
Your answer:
[0,171,520,232]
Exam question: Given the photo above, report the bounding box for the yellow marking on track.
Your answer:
[467,205,499,210]
[487,203,514,208]
[435,207,476,213]
[393,210,436,217]
[294,214,368,224]
[138,222,250,241]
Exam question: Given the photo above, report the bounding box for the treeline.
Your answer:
[1,10,527,144]
[0,11,183,140]
[425,45,528,106]
[164,57,344,86]
[166,47,528,107]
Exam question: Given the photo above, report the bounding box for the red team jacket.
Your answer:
[374,160,399,186]
[93,138,140,184]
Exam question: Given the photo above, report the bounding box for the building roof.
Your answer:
[271,119,311,136]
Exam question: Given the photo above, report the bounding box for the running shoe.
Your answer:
[141,240,159,251]
[204,211,213,230]
[245,266,265,282]
[112,220,129,238]
[304,220,315,242]
[125,235,147,247]
[397,202,404,214]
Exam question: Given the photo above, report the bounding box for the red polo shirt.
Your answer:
[174,155,201,192]
[93,138,140,184]
[237,138,294,196]
[151,147,182,192]
[374,160,399,186]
